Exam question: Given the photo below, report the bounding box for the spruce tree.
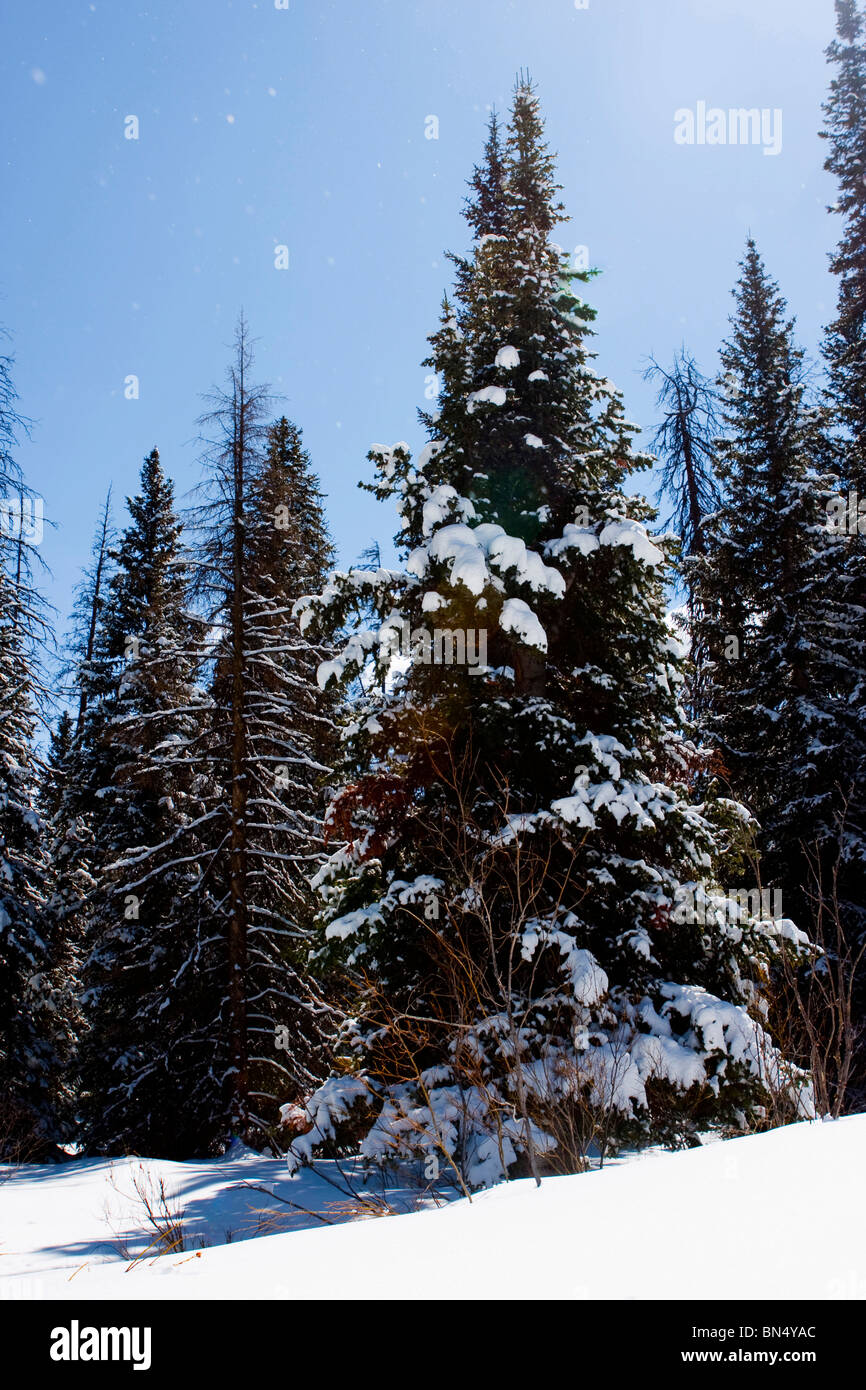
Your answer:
[41,711,75,825]
[43,493,119,1128]
[66,491,116,737]
[0,568,69,1157]
[823,0,866,497]
[212,415,337,1141]
[0,335,73,1158]
[817,0,866,1089]
[292,85,810,1187]
[820,0,866,965]
[75,450,222,1156]
[192,325,337,1148]
[692,242,863,1006]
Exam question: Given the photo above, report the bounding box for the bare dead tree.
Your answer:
[645,350,721,720]
[645,349,721,582]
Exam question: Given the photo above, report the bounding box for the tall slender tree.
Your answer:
[821,0,866,900]
[219,415,337,1137]
[192,318,273,1143]
[645,351,720,594]
[191,325,337,1147]
[0,333,72,1158]
[66,490,115,737]
[43,492,119,1107]
[645,350,722,720]
[693,241,859,932]
[75,450,221,1155]
[823,0,866,497]
[817,0,866,1090]
[292,87,810,1188]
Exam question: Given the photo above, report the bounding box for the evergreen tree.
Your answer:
[814,0,866,1095]
[42,493,119,1125]
[464,108,509,241]
[218,415,337,1140]
[0,569,69,1157]
[291,86,810,1188]
[693,242,861,941]
[0,335,72,1158]
[822,0,866,496]
[41,711,75,825]
[75,450,222,1156]
[191,325,337,1148]
[66,491,116,737]
[0,328,31,498]
[820,0,866,915]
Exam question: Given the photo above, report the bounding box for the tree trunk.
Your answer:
[227,413,249,1140]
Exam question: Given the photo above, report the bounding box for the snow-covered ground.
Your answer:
[1,1116,864,1301]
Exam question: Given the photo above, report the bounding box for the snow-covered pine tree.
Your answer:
[192,324,337,1148]
[0,562,77,1159]
[693,242,861,935]
[823,0,866,499]
[41,493,119,1129]
[214,414,337,1142]
[41,711,74,824]
[75,449,224,1156]
[819,0,866,1001]
[39,711,83,927]
[291,84,811,1188]
[0,333,73,1158]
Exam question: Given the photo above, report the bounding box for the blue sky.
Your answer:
[0,0,841,627]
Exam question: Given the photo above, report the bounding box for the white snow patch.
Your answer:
[599,518,664,567]
[2,1119,863,1299]
[494,345,520,370]
[467,386,507,413]
[500,597,547,651]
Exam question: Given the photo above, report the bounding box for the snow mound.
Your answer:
[2,1117,863,1301]
[467,386,507,412]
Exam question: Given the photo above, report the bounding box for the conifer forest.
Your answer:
[1,0,865,1339]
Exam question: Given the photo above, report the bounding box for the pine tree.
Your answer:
[815,0,866,1093]
[191,324,337,1148]
[66,491,115,737]
[464,108,509,241]
[0,328,31,498]
[291,86,811,1188]
[191,321,272,1146]
[0,569,68,1157]
[42,494,119,1123]
[41,711,75,825]
[221,415,336,1139]
[0,334,72,1158]
[693,241,861,942]
[822,0,866,496]
[821,0,866,902]
[75,450,222,1156]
